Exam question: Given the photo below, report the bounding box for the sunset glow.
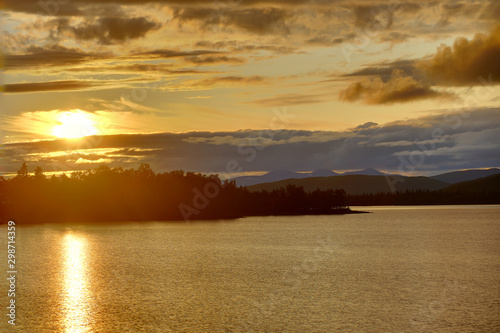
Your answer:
[61,233,92,332]
[52,112,99,139]
[1,0,499,177]
[1,1,499,331]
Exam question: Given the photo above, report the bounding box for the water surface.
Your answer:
[1,205,499,332]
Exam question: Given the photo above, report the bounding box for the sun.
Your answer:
[52,111,99,139]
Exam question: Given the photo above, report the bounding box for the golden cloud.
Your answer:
[418,25,500,86]
[339,69,454,104]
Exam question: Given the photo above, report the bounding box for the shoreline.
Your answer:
[0,208,369,225]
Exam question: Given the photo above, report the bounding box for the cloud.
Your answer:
[137,49,219,58]
[377,31,415,43]
[353,122,378,130]
[245,93,327,107]
[195,41,297,54]
[116,97,164,114]
[339,24,500,104]
[65,63,213,75]
[227,8,290,34]
[35,17,160,45]
[68,17,161,44]
[190,75,269,87]
[157,75,269,91]
[353,5,393,30]
[4,44,109,70]
[417,24,500,86]
[4,44,231,72]
[173,7,290,34]
[479,0,500,21]
[4,0,83,15]
[339,69,453,104]
[184,55,246,65]
[185,96,212,99]
[4,80,100,93]
[306,36,345,46]
[3,107,499,176]
[342,59,417,80]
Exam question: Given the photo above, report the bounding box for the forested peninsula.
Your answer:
[1,163,497,224]
[0,163,355,223]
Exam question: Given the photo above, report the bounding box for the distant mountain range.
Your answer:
[233,168,386,187]
[430,168,500,184]
[233,168,500,195]
[443,173,500,193]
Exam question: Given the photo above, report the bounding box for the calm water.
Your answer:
[1,206,500,332]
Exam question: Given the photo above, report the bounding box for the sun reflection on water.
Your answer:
[61,233,92,333]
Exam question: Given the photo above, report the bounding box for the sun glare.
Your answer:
[62,233,92,332]
[52,111,99,139]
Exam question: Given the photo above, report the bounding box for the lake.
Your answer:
[1,206,499,332]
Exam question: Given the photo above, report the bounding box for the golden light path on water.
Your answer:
[61,233,92,333]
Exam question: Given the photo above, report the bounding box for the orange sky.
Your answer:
[1,0,499,176]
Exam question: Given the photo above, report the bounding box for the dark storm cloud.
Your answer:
[4,108,499,176]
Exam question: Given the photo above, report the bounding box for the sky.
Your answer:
[1,0,499,178]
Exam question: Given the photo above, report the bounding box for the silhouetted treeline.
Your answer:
[5,164,494,224]
[246,186,349,216]
[347,189,500,206]
[0,164,350,223]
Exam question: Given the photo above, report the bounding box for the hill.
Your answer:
[443,173,500,193]
[233,170,309,187]
[246,175,449,195]
[233,169,341,187]
[347,173,500,205]
[430,168,500,184]
[233,168,383,187]
[343,168,386,176]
